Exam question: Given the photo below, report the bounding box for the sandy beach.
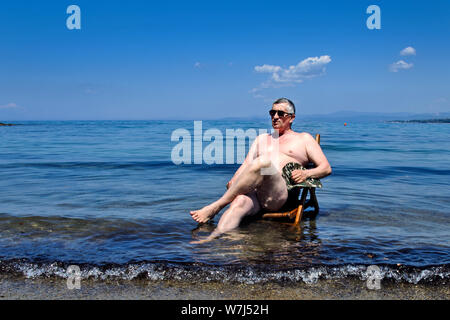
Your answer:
[1,275,448,300]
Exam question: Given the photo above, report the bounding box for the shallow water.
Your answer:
[0,120,449,283]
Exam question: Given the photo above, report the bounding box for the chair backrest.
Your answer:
[306,134,320,169]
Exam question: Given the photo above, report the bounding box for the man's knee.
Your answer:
[230,195,251,209]
[249,156,272,173]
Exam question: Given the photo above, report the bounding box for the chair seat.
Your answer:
[261,186,319,225]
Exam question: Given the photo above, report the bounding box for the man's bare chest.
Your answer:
[278,140,309,165]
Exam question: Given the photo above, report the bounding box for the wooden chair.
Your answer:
[261,134,321,225]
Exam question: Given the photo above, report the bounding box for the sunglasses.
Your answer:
[269,110,293,118]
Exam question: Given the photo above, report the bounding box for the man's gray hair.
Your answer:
[273,98,296,114]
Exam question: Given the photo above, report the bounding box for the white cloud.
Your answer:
[194,62,201,68]
[400,46,416,56]
[254,55,332,86]
[0,102,18,109]
[434,97,447,103]
[84,88,96,94]
[254,64,282,74]
[389,60,414,72]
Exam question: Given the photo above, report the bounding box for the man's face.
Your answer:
[270,103,294,131]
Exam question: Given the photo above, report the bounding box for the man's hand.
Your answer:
[226,180,233,189]
[291,169,310,184]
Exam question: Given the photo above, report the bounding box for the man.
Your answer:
[190,98,332,241]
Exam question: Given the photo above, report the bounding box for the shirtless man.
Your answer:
[190,98,332,240]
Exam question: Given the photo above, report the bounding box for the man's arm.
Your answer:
[291,133,332,183]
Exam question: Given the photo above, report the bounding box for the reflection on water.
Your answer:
[190,217,323,268]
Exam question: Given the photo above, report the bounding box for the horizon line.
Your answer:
[2,110,449,122]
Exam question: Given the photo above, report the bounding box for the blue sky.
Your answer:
[0,0,449,120]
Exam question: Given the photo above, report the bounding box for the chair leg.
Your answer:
[294,188,308,225]
[310,188,319,214]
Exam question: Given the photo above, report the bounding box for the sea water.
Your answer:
[0,120,449,284]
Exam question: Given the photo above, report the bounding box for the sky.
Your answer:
[0,0,449,120]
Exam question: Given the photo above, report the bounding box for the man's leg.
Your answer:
[216,192,260,232]
[190,156,287,223]
[191,192,261,243]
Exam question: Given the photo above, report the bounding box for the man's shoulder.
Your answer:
[255,132,271,139]
[255,131,315,141]
[292,131,314,140]
[251,133,271,146]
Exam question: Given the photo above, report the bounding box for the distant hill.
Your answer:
[3,111,450,123]
[387,118,450,123]
[300,111,450,122]
[220,111,450,122]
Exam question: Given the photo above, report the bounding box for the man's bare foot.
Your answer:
[190,229,222,244]
[190,203,221,224]
[190,235,216,244]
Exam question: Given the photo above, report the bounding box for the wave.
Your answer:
[0,161,175,170]
[6,161,449,179]
[0,259,448,285]
[0,161,239,172]
[332,166,450,178]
